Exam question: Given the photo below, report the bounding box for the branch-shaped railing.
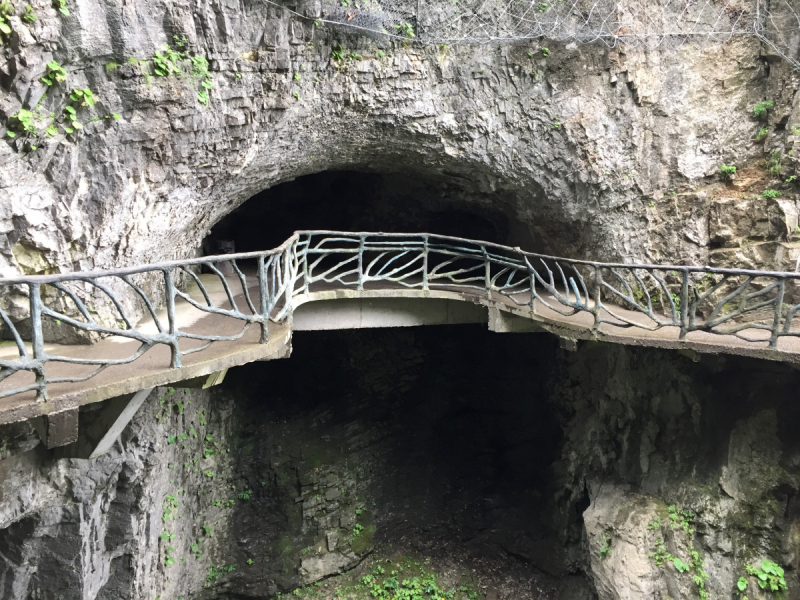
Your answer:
[3,230,800,403]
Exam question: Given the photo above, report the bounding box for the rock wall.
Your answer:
[1,0,799,287]
[2,328,800,599]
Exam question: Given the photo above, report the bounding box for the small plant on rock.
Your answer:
[599,534,612,559]
[395,22,414,38]
[54,0,69,16]
[718,164,736,181]
[765,150,782,176]
[22,5,37,22]
[755,127,769,142]
[6,109,36,138]
[763,189,780,199]
[753,100,774,119]
[41,61,67,86]
[743,559,787,594]
[70,88,95,107]
[0,2,14,37]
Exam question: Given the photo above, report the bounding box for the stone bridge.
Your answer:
[2,230,800,449]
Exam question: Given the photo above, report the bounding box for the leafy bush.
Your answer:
[763,189,780,199]
[753,100,774,119]
[744,559,787,593]
[152,46,183,76]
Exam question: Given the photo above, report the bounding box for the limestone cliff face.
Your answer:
[0,0,798,286]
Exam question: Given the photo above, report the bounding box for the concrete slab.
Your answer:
[293,297,486,330]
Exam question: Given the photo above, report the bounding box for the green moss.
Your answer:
[351,525,376,554]
[277,535,294,555]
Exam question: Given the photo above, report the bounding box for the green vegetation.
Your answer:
[153,46,183,76]
[395,22,414,38]
[541,47,549,57]
[162,495,179,523]
[647,504,708,599]
[718,164,736,181]
[739,559,787,597]
[22,5,37,22]
[763,189,780,199]
[62,106,79,133]
[70,88,95,107]
[55,0,70,16]
[6,109,36,138]
[765,150,782,176]
[205,564,237,587]
[41,61,67,87]
[0,2,13,37]
[753,100,774,119]
[599,534,612,559]
[238,489,253,500]
[286,556,481,600]
[755,127,768,142]
[792,124,800,136]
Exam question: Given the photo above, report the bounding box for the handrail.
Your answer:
[2,230,800,402]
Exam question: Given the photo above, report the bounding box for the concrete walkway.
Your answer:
[1,270,799,426]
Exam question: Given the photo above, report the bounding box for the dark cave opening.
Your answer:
[206,170,538,256]
[218,326,587,598]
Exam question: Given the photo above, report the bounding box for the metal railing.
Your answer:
[3,230,800,402]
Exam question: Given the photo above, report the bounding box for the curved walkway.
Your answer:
[2,230,800,425]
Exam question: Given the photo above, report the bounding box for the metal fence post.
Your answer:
[303,234,310,295]
[29,283,47,401]
[770,278,786,348]
[164,269,181,368]
[422,236,429,291]
[258,255,269,344]
[679,269,689,339]
[358,235,365,291]
[592,267,602,331]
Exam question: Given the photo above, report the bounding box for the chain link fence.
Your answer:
[274,0,800,69]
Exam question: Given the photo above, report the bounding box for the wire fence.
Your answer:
[273,0,800,69]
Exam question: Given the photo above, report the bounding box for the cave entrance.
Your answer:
[205,170,541,256]
[220,326,591,599]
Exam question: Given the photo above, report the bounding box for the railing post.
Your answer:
[483,246,491,299]
[164,269,181,368]
[422,236,429,291]
[257,255,269,344]
[528,262,536,314]
[358,235,365,292]
[679,268,689,340]
[283,242,295,326]
[29,283,47,402]
[770,277,786,348]
[303,233,310,295]
[592,267,602,331]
